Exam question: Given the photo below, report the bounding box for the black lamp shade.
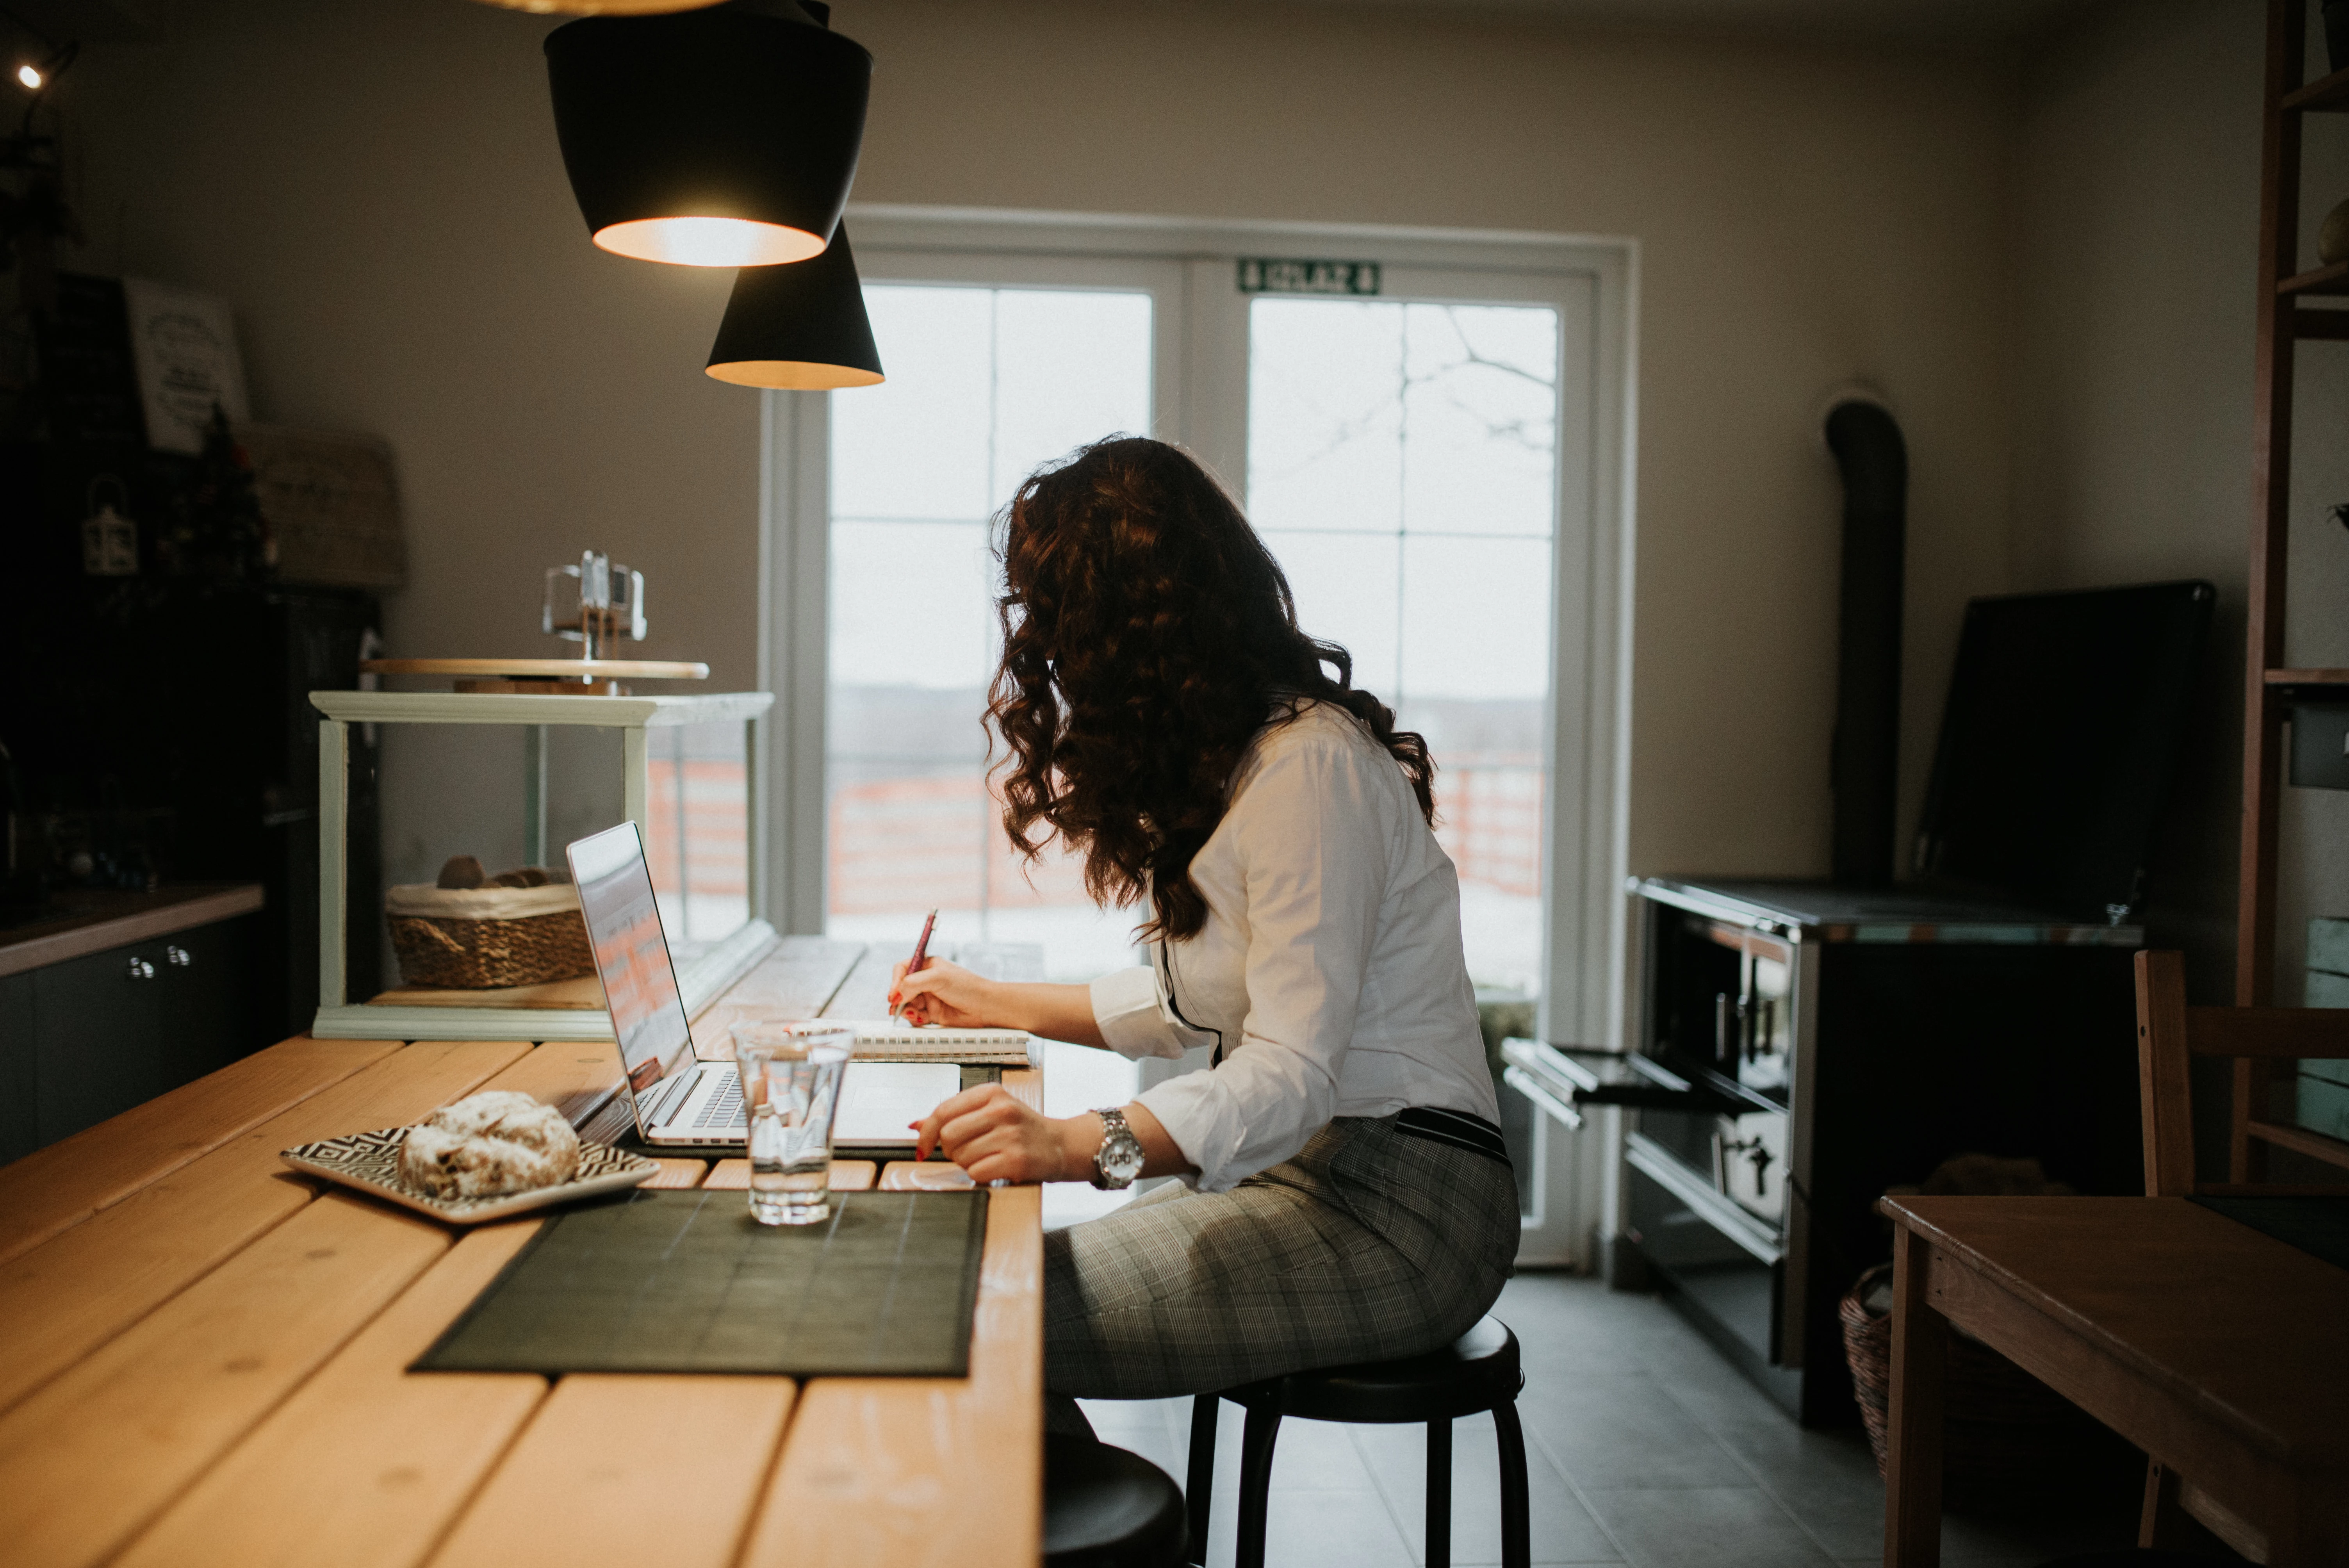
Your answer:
[706,223,883,388]
[544,2,870,267]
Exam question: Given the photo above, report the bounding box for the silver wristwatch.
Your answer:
[1090,1107,1146,1190]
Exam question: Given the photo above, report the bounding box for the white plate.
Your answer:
[280,1127,660,1224]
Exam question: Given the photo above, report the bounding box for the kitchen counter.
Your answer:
[0,884,266,980]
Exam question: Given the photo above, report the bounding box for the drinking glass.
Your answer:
[732,1021,854,1226]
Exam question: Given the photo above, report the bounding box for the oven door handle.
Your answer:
[1571,1083,1751,1116]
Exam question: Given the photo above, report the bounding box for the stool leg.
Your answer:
[1185,1395,1219,1568]
[1426,1417,1453,1568]
[1235,1402,1282,1568]
[1494,1401,1532,1568]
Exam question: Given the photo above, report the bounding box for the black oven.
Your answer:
[1508,878,2146,1427]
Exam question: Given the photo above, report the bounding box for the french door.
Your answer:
[762,213,1629,1264]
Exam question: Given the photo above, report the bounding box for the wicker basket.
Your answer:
[385,881,594,990]
[1839,1263,2111,1507]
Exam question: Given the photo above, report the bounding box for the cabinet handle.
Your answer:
[127,957,157,981]
[166,945,192,968]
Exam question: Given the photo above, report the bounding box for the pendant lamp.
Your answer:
[544,0,869,267]
[705,223,883,388]
[473,2,722,14]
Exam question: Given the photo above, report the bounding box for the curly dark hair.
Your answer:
[986,435,1435,942]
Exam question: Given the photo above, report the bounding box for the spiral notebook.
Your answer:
[843,1021,1034,1064]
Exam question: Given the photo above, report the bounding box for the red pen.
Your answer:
[890,908,939,1019]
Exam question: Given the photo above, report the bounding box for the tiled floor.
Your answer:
[1078,1270,2146,1568]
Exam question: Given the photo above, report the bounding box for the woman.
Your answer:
[895,435,1518,1419]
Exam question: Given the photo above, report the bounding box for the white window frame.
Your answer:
[759,207,1637,1265]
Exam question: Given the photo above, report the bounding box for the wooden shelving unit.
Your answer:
[2242,0,2349,1180]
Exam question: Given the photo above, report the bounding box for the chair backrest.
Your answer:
[2133,950,2349,1196]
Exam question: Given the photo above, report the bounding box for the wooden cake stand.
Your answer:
[361,657,711,696]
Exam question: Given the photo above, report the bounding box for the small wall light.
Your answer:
[544,1,869,268]
[704,223,882,388]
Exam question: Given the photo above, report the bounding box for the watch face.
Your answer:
[1100,1132,1146,1186]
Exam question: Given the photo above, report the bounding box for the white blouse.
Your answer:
[1088,700,1502,1193]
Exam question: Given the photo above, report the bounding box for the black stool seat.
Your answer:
[1223,1315,1522,1423]
[1187,1316,1530,1568]
[1046,1434,1187,1568]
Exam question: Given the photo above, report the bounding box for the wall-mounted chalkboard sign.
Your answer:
[1235,257,1381,296]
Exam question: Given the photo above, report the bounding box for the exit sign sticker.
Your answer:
[1236,258,1382,296]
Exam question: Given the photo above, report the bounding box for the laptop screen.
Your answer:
[568,822,692,1095]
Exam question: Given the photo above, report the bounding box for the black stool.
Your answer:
[1183,1316,1529,1568]
[1047,1434,1189,1568]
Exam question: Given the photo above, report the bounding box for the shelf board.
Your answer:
[2266,668,2349,694]
[2279,261,2349,296]
[2296,303,2349,339]
[2283,66,2349,113]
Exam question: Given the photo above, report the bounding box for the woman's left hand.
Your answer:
[913,1084,1088,1185]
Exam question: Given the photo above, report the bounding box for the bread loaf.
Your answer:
[399,1090,581,1198]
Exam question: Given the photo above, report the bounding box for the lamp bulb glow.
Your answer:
[16,64,41,90]
[592,216,824,268]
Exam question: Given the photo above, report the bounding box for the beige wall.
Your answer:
[844,0,2020,884]
[58,0,2055,997]
[2012,0,2349,1003]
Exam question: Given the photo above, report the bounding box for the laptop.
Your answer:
[567,821,966,1148]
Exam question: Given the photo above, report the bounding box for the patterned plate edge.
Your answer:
[280,1127,661,1224]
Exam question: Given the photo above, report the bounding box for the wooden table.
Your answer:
[0,939,1042,1568]
[1882,1195,2349,1568]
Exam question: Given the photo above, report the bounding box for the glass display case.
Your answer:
[307,688,774,1041]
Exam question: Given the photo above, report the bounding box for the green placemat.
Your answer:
[413,1188,989,1376]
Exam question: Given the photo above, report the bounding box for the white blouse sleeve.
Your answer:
[1088,965,1195,1061]
[1132,731,1394,1192]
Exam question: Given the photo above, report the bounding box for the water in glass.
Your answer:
[733,1022,854,1226]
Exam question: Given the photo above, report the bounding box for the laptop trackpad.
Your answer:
[835,1063,966,1144]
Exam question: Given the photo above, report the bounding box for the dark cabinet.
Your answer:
[0,911,258,1164]
[0,576,378,1041]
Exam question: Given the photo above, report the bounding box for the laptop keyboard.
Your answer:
[693,1072,746,1131]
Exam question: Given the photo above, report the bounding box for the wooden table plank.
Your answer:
[485,1039,624,1126]
[823,941,900,1022]
[0,1038,528,1416]
[740,1184,1042,1568]
[0,1193,453,1568]
[111,1220,549,1568]
[112,1158,708,1568]
[644,1157,709,1188]
[0,1035,403,1266]
[878,1160,976,1191]
[702,1157,877,1192]
[693,935,868,1047]
[428,1374,797,1568]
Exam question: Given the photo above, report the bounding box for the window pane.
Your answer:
[645,720,750,957]
[1248,294,1560,1000]
[1259,529,1402,698]
[831,288,993,521]
[826,285,1153,986]
[1401,305,1558,538]
[1247,299,1404,533]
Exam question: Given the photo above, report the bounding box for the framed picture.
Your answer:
[123,278,248,454]
[235,422,408,589]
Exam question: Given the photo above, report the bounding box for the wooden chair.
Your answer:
[2130,949,2349,1561]
[2134,948,2349,1196]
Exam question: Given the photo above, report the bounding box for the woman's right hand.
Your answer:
[889,958,1003,1028]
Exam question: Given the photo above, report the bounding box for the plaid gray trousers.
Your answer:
[1042,1114,1520,1401]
